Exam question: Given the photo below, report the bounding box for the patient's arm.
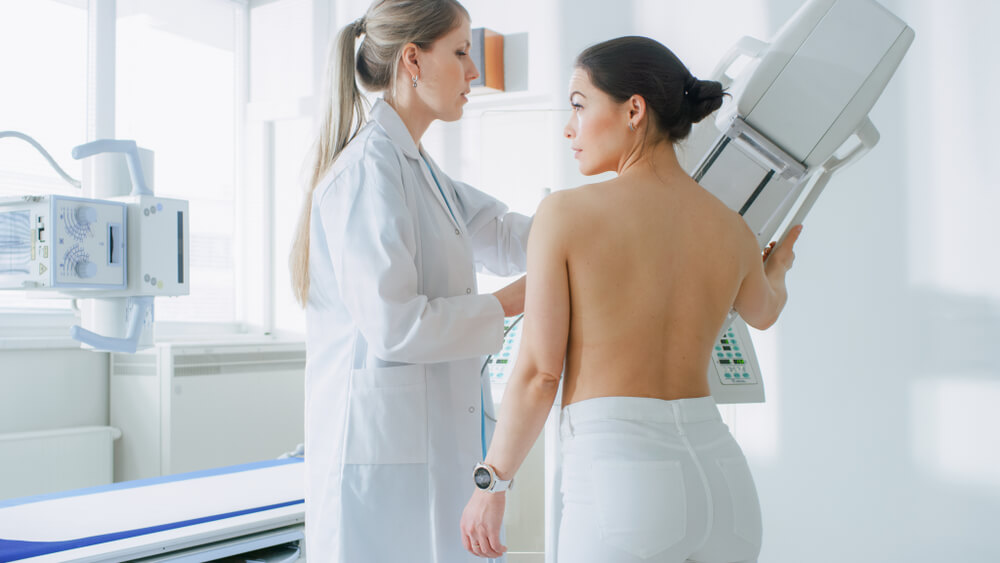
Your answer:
[734,224,802,329]
[486,191,571,480]
[460,192,572,557]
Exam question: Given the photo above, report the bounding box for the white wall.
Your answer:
[738,1,999,561]
[260,0,999,559]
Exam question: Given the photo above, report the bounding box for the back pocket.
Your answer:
[717,456,762,546]
[592,459,687,558]
[343,364,427,465]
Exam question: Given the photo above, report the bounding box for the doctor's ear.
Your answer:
[400,43,421,79]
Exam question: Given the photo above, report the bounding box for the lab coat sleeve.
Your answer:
[318,144,504,364]
[452,180,532,277]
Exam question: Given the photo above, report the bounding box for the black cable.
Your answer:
[480,313,525,423]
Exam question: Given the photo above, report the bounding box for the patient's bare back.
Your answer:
[560,171,757,406]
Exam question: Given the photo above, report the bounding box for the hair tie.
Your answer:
[354,17,366,37]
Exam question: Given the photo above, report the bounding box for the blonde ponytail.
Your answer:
[290,20,367,307]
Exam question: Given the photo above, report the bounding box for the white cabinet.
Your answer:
[111,340,305,481]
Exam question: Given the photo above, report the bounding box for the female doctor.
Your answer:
[288,0,531,561]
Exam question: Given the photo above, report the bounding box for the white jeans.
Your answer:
[557,396,761,563]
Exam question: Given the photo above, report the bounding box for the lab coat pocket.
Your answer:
[343,364,428,465]
[591,459,687,558]
[717,457,762,546]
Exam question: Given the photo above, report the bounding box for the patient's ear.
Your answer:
[627,94,647,125]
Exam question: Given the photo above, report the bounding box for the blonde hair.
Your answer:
[290,0,469,307]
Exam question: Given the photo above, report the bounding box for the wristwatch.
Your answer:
[473,462,513,493]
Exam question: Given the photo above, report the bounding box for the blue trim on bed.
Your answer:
[0,498,303,561]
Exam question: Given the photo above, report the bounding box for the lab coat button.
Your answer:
[466,288,472,294]
[455,228,461,235]
[469,406,476,413]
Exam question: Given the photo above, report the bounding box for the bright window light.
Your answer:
[0,0,86,313]
[116,0,239,323]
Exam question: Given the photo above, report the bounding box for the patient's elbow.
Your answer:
[743,308,780,331]
[747,316,776,331]
[527,370,562,394]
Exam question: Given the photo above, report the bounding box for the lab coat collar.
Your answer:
[369,98,464,232]
[370,98,421,161]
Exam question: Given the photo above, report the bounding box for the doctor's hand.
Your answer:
[460,490,508,558]
[492,276,526,317]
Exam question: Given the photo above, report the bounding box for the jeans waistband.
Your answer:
[560,395,720,439]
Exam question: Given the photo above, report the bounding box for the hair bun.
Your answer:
[685,77,725,124]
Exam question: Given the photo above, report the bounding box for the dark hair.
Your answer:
[575,36,725,142]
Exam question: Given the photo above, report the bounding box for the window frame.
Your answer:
[0,0,261,346]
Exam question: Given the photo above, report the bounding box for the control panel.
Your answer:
[706,318,764,403]
[0,195,127,290]
[486,316,523,401]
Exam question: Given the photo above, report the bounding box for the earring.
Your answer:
[628,121,635,132]
[412,75,418,88]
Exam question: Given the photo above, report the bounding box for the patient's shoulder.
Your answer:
[529,188,586,249]
[537,185,604,222]
[543,182,610,213]
[534,189,571,230]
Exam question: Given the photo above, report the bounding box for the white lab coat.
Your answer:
[304,98,531,562]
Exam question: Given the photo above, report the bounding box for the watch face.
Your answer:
[474,467,492,489]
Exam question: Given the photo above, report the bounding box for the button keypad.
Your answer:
[713,326,757,385]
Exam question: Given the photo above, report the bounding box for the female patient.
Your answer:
[460,36,802,563]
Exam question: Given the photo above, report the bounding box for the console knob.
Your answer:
[75,260,97,279]
[75,206,98,227]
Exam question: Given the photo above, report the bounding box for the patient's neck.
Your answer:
[617,141,686,186]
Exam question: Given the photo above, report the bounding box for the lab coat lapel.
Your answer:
[369,99,463,232]
[417,150,465,231]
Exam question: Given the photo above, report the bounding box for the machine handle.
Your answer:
[823,117,880,173]
[69,296,154,354]
[71,139,153,197]
[774,117,881,248]
[709,36,769,89]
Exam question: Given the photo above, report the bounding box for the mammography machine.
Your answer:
[691,0,913,404]
[0,138,189,353]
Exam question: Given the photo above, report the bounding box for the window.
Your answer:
[0,0,246,329]
[0,0,87,314]
[116,0,242,324]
